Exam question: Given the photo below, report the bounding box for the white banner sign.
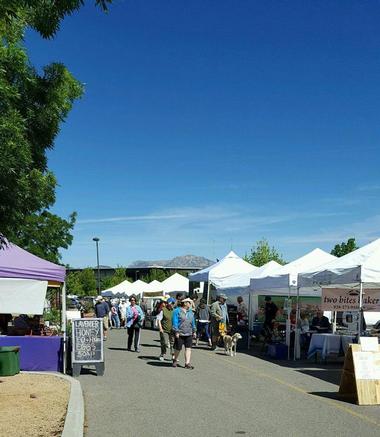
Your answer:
[321,288,380,312]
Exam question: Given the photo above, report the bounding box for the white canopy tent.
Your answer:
[130,279,150,296]
[299,238,380,330]
[162,273,189,294]
[142,280,165,300]
[251,248,336,296]
[189,251,257,301]
[220,260,283,296]
[101,279,133,297]
[299,238,380,289]
[250,248,337,359]
[148,280,163,292]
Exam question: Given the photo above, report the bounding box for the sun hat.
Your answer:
[167,297,175,304]
[218,293,228,300]
[95,295,103,301]
[182,298,193,303]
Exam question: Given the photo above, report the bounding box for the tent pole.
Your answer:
[247,292,251,349]
[62,282,67,375]
[207,281,211,305]
[358,281,363,336]
[294,286,300,361]
[333,311,337,334]
[287,285,291,360]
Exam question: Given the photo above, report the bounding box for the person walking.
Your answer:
[94,296,110,341]
[172,298,196,369]
[156,297,175,361]
[195,298,212,347]
[126,295,145,352]
[111,300,121,329]
[210,294,229,350]
[119,298,128,328]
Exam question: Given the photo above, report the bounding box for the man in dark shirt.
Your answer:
[311,311,331,333]
[94,296,110,340]
[264,296,278,330]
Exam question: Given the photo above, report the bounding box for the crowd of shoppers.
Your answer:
[94,292,248,369]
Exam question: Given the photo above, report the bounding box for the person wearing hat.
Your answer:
[156,297,176,361]
[94,296,110,340]
[172,298,196,369]
[118,298,128,328]
[210,294,229,350]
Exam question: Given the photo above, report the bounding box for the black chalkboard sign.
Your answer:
[72,318,104,363]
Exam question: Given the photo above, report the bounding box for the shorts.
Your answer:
[174,335,193,351]
[102,316,109,331]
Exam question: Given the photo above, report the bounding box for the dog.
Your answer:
[222,332,243,356]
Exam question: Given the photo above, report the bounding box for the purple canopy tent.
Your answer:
[0,242,65,282]
[0,242,67,373]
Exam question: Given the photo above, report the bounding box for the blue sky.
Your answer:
[25,0,380,267]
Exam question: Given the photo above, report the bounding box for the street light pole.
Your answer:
[93,237,100,293]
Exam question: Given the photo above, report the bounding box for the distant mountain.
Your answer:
[129,254,213,269]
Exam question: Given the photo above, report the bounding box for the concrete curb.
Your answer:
[22,371,84,437]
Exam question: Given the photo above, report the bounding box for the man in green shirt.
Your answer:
[157,298,176,361]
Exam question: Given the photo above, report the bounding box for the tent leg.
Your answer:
[287,287,291,360]
[247,293,251,349]
[358,281,363,336]
[207,281,211,305]
[62,282,67,374]
[294,286,300,360]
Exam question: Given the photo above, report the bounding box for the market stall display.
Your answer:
[0,241,66,372]
[0,336,62,371]
[307,333,355,360]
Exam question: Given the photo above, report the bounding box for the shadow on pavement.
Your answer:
[107,347,128,351]
[140,343,160,348]
[146,361,173,367]
[78,367,98,376]
[138,355,159,361]
[309,391,356,404]
[298,369,342,385]
[236,343,344,386]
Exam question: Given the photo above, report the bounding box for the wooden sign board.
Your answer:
[339,343,380,405]
[71,318,104,376]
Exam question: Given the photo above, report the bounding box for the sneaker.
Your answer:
[159,355,164,362]
[135,348,141,353]
[184,363,194,370]
[172,360,178,368]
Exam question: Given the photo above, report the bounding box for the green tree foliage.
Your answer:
[10,211,77,263]
[244,239,285,267]
[100,267,132,290]
[331,238,358,258]
[142,269,170,283]
[1,1,112,39]
[66,268,96,297]
[66,271,84,296]
[0,1,111,253]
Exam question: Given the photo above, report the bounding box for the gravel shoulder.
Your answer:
[0,373,70,437]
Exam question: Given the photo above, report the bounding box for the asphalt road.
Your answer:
[77,329,380,437]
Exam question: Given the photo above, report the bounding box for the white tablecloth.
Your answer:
[308,334,355,360]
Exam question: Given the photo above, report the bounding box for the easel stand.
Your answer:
[339,344,380,405]
[72,362,105,377]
